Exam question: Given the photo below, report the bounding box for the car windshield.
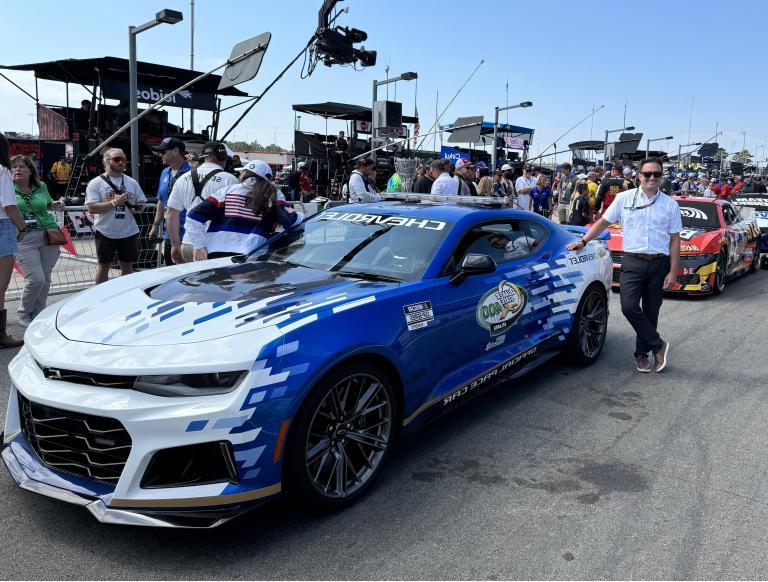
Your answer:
[678,202,721,229]
[247,210,453,282]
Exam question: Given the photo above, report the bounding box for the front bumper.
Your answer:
[2,346,287,528]
[610,258,718,294]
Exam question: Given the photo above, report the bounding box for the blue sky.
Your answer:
[2,0,767,163]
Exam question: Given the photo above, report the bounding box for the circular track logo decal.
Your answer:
[476,281,528,336]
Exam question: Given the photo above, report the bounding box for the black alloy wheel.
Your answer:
[285,363,397,509]
[713,250,727,295]
[749,246,760,273]
[565,285,608,366]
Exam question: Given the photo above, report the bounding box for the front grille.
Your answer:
[677,274,701,285]
[18,394,132,485]
[610,251,623,264]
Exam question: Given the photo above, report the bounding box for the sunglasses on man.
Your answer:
[641,171,663,179]
[110,156,126,162]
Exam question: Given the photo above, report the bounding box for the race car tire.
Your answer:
[762,255,768,270]
[564,283,608,366]
[749,247,760,273]
[713,250,727,295]
[284,362,398,510]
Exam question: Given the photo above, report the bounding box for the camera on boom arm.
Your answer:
[314,0,377,68]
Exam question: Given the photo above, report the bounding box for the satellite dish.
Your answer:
[218,32,272,91]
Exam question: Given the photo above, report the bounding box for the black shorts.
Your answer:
[95,232,139,264]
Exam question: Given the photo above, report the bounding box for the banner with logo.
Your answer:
[504,136,526,150]
[102,79,217,111]
[37,105,69,141]
[440,146,470,163]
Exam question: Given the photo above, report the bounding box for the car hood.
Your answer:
[606,224,723,253]
[55,261,393,346]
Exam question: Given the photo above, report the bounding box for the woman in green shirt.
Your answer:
[10,156,62,327]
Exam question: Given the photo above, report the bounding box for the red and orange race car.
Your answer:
[606,196,761,295]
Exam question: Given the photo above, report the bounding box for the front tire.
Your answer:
[713,250,727,295]
[285,363,398,510]
[565,284,608,366]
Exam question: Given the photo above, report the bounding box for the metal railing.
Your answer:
[6,201,318,301]
[6,204,161,301]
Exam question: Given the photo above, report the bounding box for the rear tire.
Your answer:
[284,362,398,510]
[564,284,608,366]
[750,246,760,273]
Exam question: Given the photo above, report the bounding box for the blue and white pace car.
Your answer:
[2,197,612,527]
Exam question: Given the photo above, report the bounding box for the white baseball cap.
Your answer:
[236,159,273,180]
[455,158,474,169]
[501,164,512,171]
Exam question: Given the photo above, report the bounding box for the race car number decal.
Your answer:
[476,281,527,337]
[679,229,701,241]
[680,244,699,252]
[318,212,446,231]
[403,301,434,331]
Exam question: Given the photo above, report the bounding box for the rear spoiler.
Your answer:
[561,224,611,241]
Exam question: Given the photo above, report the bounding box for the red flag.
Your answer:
[60,227,77,256]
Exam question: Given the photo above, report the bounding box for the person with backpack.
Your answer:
[85,148,147,284]
[166,141,237,264]
[185,160,304,260]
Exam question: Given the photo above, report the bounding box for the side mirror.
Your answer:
[450,253,497,285]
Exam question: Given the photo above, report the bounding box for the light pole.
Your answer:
[645,135,673,158]
[603,126,634,165]
[129,9,183,180]
[677,142,701,170]
[491,101,533,170]
[371,72,417,162]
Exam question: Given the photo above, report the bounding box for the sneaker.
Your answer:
[17,314,32,328]
[635,354,652,373]
[653,341,669,372]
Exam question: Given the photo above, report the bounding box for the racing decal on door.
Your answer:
[476,281,528,337]
[403,301,434,331]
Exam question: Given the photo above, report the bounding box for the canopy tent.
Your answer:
[292,101,418,124]
[440,120,534,144]
[1,57,249,99]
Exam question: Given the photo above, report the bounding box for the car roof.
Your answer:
[673,196,726,206]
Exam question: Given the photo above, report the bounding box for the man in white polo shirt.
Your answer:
[166,141,237,263]
[430,158,458,196]
[566,157,682,373]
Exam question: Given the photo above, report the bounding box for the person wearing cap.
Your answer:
[166,141,237,263]
[430,158,458,196]
[348,157,380,203]
[148,138,190,266]
[514,166,534,211]
[185,160,304,259]
[566,156,681,374]
[555,163,576,224]
[595,164,627,218]
[499,164,514,199]
[454,159,477,196]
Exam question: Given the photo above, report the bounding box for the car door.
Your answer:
[722,203,748,272]
[432,218,554,408]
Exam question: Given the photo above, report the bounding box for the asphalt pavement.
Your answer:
[1,270,768,580]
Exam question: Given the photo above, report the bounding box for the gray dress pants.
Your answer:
[15,229,61,318]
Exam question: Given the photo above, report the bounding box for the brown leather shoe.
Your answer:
[653,341,669,372]
[635,354,652,373]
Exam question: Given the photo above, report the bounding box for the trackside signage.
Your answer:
[102,79,217,111]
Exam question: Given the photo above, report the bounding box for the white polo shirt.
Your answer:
[602,187,683,255]
[431,172,458,196]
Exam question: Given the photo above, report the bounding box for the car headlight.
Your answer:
[133,371,247,397]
